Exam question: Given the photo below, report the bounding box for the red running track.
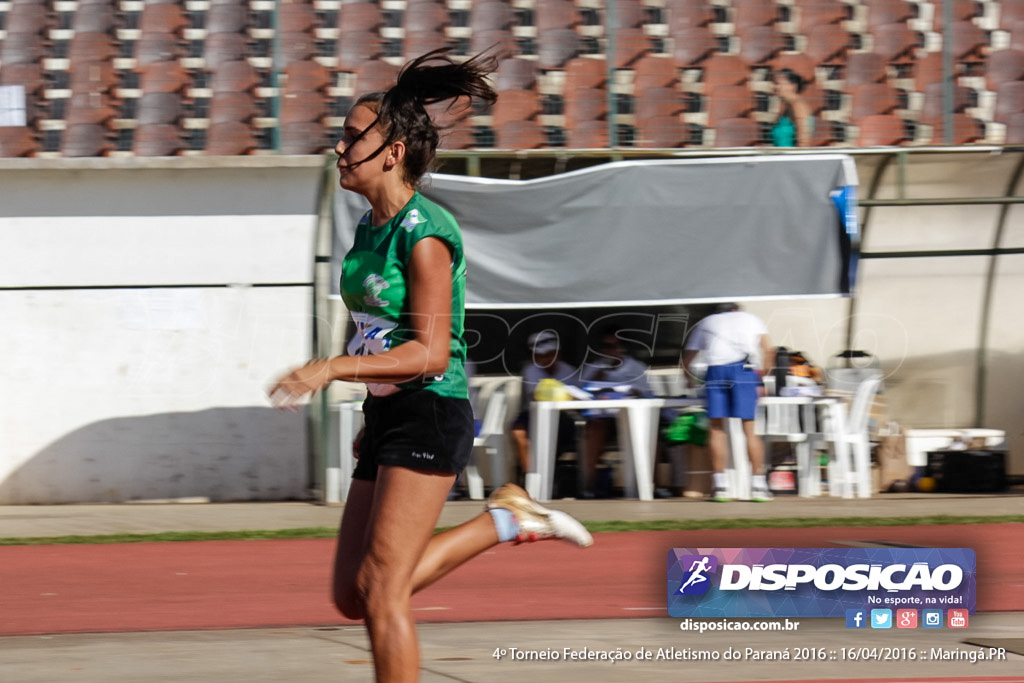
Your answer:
[0,524,1020,637]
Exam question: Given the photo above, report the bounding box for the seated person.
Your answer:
[579,329,652,498]
[510,331,582,485]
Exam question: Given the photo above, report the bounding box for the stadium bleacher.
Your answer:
[0,0,1019,157]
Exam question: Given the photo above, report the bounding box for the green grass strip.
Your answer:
[0,515,1021,546]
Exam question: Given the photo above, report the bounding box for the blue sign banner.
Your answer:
[667,548,976,618]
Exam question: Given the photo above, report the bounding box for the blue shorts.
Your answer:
[704,362,760,420]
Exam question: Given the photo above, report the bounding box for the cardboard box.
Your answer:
[877,434,912,492]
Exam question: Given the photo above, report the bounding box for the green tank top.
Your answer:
[771,114,796,147]
[340,192,468,398]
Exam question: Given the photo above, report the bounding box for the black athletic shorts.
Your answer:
[352,388,475,481]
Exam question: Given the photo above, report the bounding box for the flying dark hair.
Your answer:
[349,49,498,186]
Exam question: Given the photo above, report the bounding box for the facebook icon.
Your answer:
[846,609,867,629]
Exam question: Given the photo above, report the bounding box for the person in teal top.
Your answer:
[771,69,814,147]
[269,49,592,683]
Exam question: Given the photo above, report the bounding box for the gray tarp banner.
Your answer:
[332,155,858,308]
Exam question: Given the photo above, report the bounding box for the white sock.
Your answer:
[752,474,767,489]
[713,472,727,490]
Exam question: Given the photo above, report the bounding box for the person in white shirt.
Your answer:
[682,303,775,502]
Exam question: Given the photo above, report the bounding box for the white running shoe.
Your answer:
[751,484,774,502]
[487,483,594,548]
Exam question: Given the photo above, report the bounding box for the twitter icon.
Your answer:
[871,609,893,629]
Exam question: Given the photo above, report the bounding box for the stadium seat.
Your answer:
[61,123,114,157]
[355,60,401,94]
[0,63,45,95]
[140,3,188,38]
[738,25,785,65]
[713,117,761,146]
[869,24,920,63]
[205,120,259,155]
[209,91,257,124]
[404,1,448,33]
[665,0,714,32]
[929,113,984,144]
[634,86,684,120]
[952,21,989,61]
[137,92,183,125]
[138,61,190,94]
[564,57,607,90]
[203,33,250,71]
[69,61,118,96]
[3,2,48,35]
[732,0,778,31]
[470,0,514,33]
[489,89,542,128]
[536,0,579,32]
[913,51,947,92]
[700,54,751,91]
[566,119,608,147]
[612,0,646,30]
[564,86,606,124]
[210,60,260,93]
[631,56,678,92]
[438,126,478,150]
[65,94,118,126]
[707,85,754,126]
[72,2,117,34]
[537,28,580,69]
[863,0,915,30]
[280,91,328,125]
[634,114,689,148]
[933,0,982,29]
[206,4,249,35]
[404,30,451,62]
[66,32,118,65]
[856,114,907,145]
[803,23,851,66]
[792,0,848,33]
[994,81,1024,123]
[1,35,43,69]
[337,2,385,36]
[494,58,538,92]
[1000,0,1024,31]
[495,120,546,149]
[278,32,319,68]
[986,49,1024,91]
[133,123,184,157]
[844,52,889,87]
[1003,111,1024,144]
[850,83,901,120]
[472,27,518,57]
[278,121,330,155]
[614,27,652,68]
[808,116,836,146]
[283,61,330,95]
[136,34,184,66]
[337,33,383,73]
[0,126,38,157]
[920,82,973,126]
[278,1,318,34]
[671,26,719,67]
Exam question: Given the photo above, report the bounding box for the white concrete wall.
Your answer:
[0,157,325,503]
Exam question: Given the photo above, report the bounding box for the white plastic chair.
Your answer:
[820,376,883,498]
[465,385,509,500]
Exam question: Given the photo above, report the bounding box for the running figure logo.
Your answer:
[677,554,718,595]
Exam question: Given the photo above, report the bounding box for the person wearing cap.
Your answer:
[510,330,582,484]
[682,302,775,502]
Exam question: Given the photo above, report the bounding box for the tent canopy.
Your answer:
[332,155,859,308]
